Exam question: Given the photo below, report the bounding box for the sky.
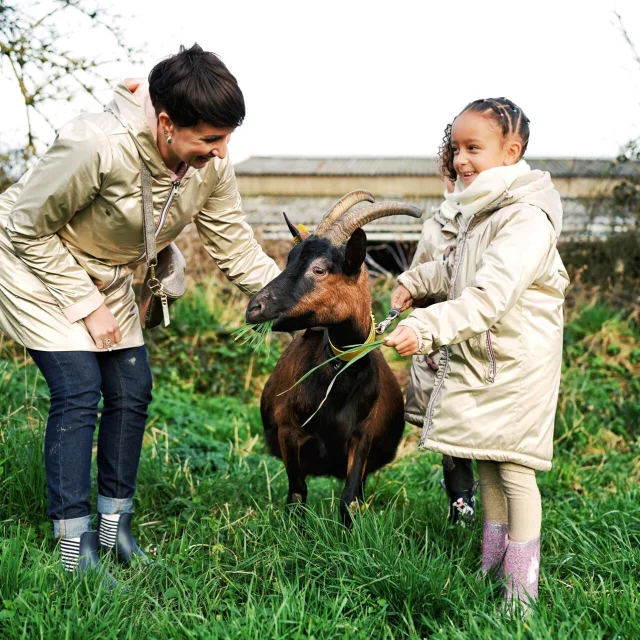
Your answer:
[3,0,640,163]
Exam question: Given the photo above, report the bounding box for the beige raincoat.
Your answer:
[398,162,569,471]
[0,80,280,351]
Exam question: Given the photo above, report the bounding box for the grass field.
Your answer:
[0,276,638,639]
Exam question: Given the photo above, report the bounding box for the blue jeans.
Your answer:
[28,346,152,538]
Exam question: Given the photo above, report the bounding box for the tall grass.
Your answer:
[0,277,638,638]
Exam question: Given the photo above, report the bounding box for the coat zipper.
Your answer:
[421,214,477,443]
[457,215,496,383]
[485,330,496,383]
[100,265,121,294]
[420,345,450,445]
[449,215,476,299]
[156,180,181,239]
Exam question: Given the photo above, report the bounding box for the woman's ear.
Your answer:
[157,112,174,136]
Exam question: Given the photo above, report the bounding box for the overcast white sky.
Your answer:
[3,0,640,163]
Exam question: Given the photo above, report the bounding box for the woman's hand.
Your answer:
[390,285,413,312]
[384,326,419,357]
[84,303,122,350]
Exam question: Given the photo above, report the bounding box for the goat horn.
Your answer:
[324,201,423,246]
[314,190,375,237]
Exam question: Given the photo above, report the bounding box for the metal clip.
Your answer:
[146,278,162,294]
[375,308,401,335]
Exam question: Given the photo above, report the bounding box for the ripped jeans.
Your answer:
[28,346,152,538]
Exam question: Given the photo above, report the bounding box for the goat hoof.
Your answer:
[290,493,304,503]
[340,512,354,529]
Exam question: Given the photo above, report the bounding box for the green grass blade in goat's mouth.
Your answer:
[233,320,274,355]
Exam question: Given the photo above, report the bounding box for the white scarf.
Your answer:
[437,192,458,221]
[445,160,531,222]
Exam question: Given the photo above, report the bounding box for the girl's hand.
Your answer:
[390,285,413,312]
[84,303,122,350]
[384,326,419,357]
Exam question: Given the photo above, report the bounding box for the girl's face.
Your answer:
[451,111,522,186]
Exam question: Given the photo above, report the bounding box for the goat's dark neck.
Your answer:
[326,269,373,350]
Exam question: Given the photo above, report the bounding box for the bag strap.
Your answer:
[141,162,157,268]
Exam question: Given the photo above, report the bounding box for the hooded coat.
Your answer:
[0,80,280,351]
[397,162,569,471]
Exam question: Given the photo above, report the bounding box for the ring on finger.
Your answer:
[104,337,112,347]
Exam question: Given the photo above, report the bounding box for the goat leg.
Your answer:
[340,434,372,527]
[278,428,308,507]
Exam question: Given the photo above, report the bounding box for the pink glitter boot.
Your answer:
[482,521,509,576]
[502,536,540,614]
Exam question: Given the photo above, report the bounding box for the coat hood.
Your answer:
[506,169,563,237]
[446,160,563,237]
[105,79,190,182]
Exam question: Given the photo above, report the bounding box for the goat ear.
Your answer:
[344,228,367,274]
[283,212,309,245]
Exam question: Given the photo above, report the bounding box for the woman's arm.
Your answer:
[7,117,111,323]
[397,205,556,355]
[194,157,280,294]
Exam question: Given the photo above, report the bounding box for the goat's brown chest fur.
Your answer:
[260,329,405,525]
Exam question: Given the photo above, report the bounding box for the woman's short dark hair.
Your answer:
[149,44,245,129]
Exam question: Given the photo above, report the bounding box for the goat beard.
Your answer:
[272,309,347,333]
[271,310,319,332]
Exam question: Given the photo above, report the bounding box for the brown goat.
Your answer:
[246,192,422,525]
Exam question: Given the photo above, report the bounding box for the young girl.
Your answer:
[404,180,477,526]
[386,97,569,611]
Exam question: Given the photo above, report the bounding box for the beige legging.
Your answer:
[477,461,541,542]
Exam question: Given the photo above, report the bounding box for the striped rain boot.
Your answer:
[59,531,118,589]
[98,513,150,566]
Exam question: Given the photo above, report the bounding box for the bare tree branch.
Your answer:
[0,0,141,162]
[614,10,640,70]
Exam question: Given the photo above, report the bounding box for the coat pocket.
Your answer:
[464,333,496,386]
[484,330,497,384]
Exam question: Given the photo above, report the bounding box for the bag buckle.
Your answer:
[146,277,163,294]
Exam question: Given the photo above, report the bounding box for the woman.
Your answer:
[0,44,280,579]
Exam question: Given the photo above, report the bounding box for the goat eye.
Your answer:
[312,267,326,276]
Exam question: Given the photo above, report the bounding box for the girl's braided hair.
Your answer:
[438,97,531,182]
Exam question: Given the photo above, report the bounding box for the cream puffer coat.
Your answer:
[0,80,280,351]
[404,199,459,427]
[397,162,569,471]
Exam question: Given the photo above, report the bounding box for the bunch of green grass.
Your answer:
[232,320,274,356]
[279,339,386,426]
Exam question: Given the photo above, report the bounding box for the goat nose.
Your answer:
[246,298,264,322]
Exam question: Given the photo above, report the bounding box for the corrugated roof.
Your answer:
[235,156,640,178]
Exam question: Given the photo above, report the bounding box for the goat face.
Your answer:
[246,229,367,331]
